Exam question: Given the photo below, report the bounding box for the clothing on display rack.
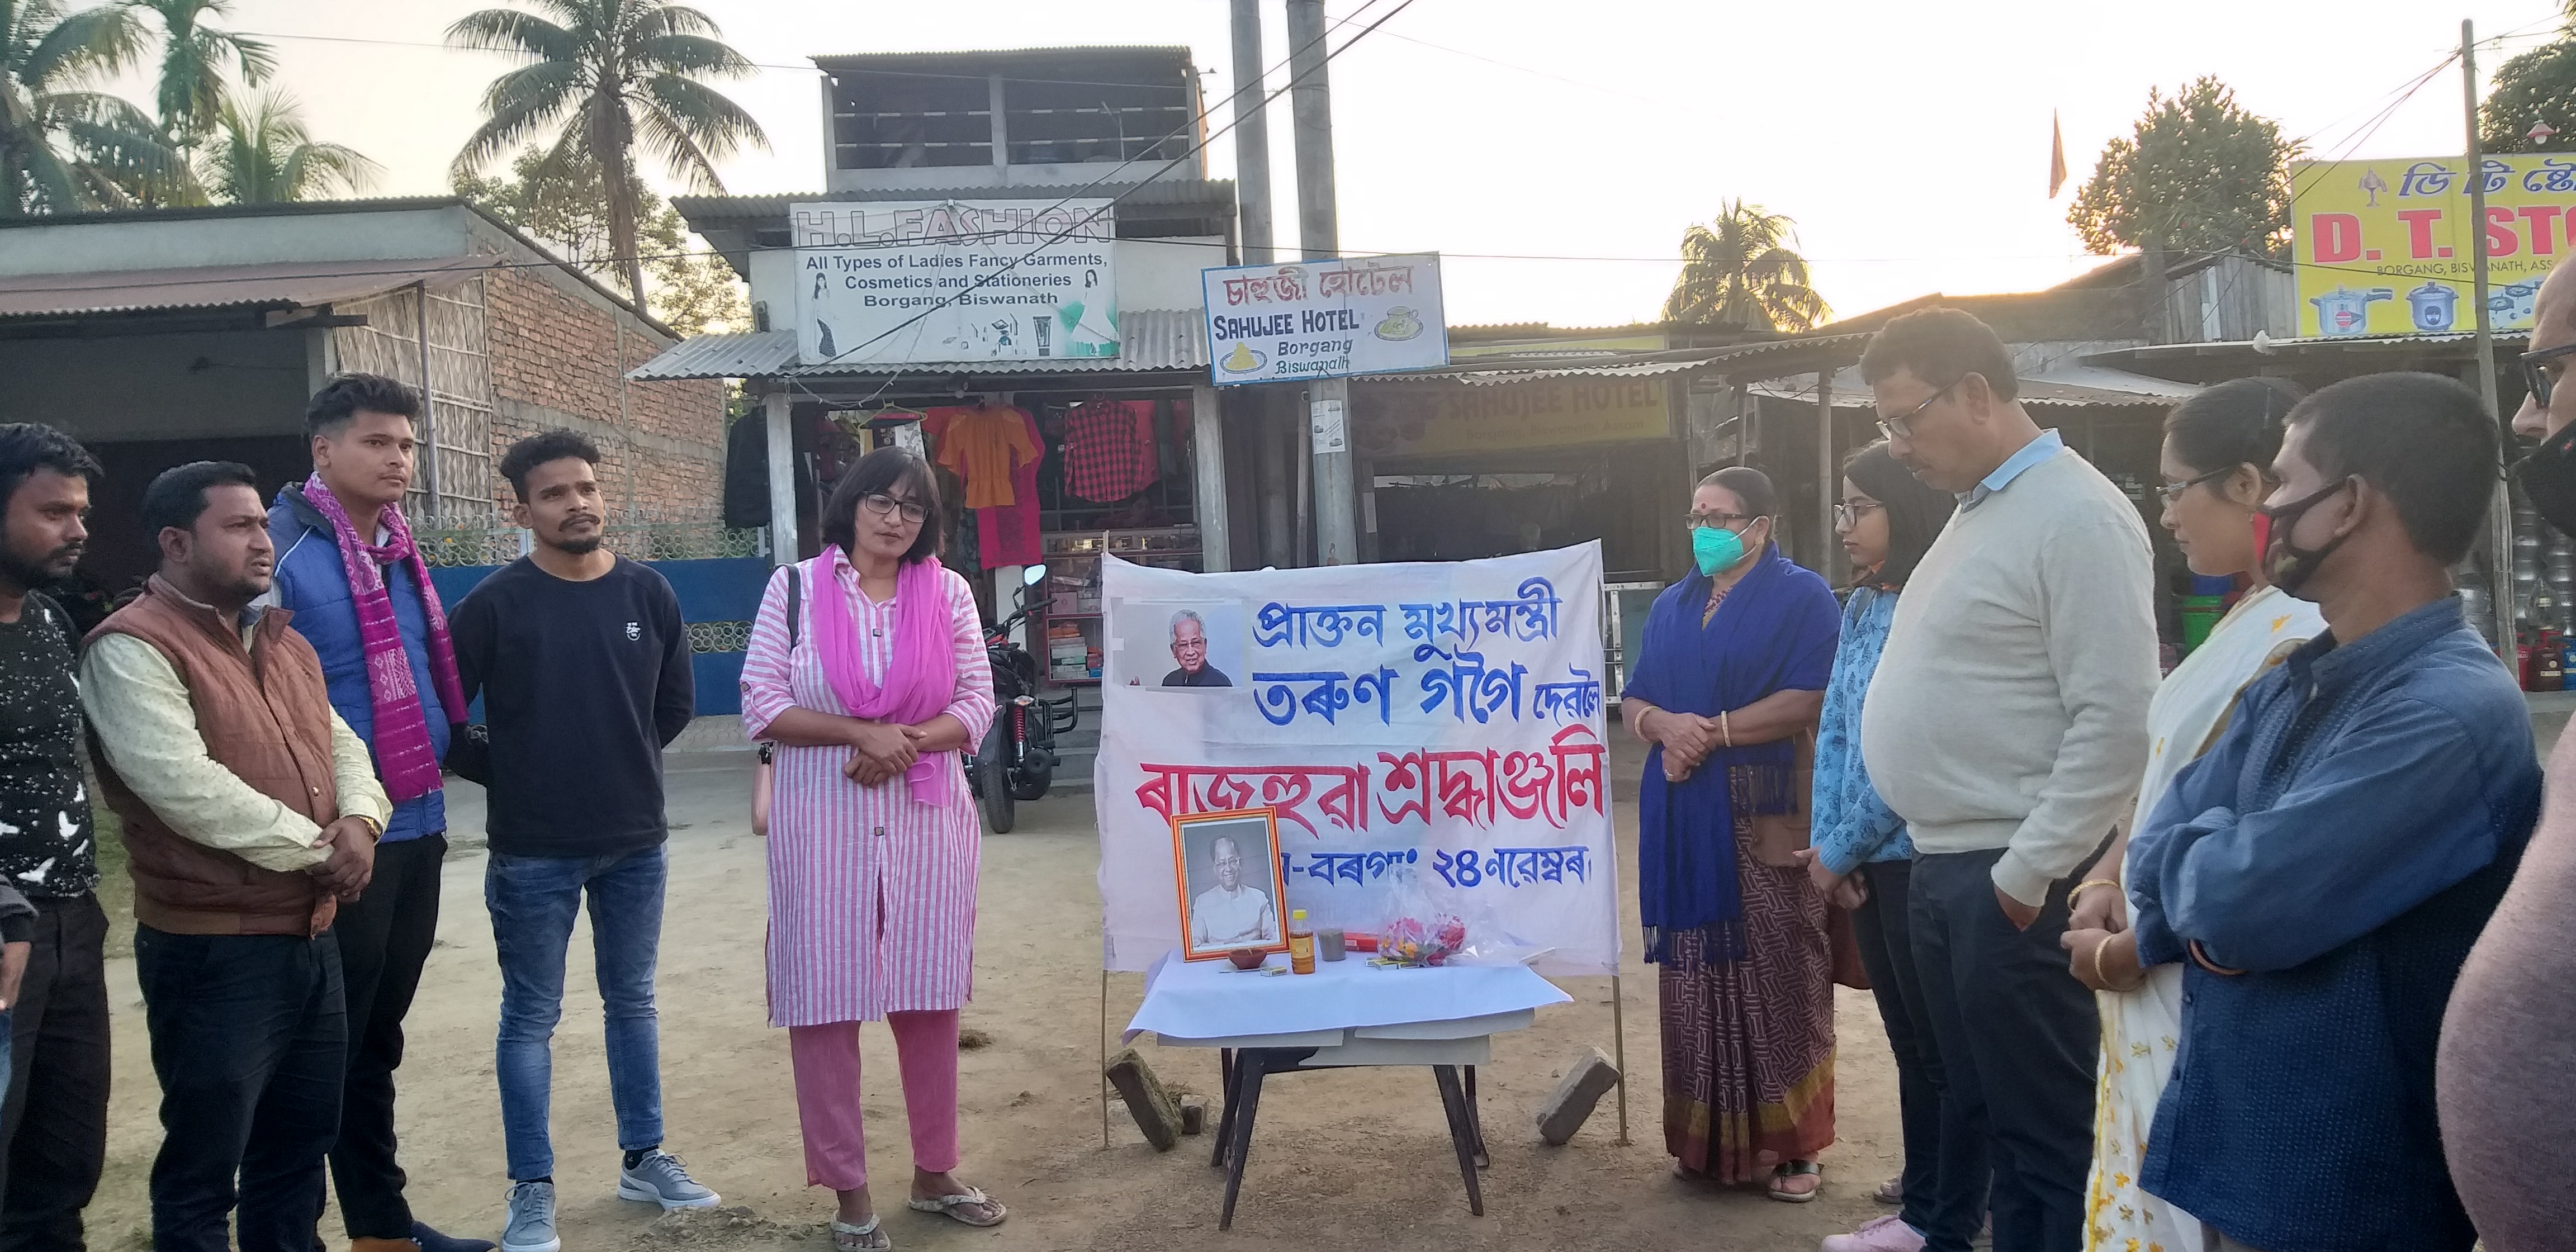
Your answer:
[1063,398,1159,503]
[930,402,1040,509]
[979,409,1044,568]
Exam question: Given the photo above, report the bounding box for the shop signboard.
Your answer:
[1355,377,1670,458]
[2290,155,2576,338]
[1202,253,1450,385]
[789,198,1118,366]
[1092,543,1621,977]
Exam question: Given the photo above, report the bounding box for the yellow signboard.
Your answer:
[2291,155,2572,338]
[1353,377,1670,458]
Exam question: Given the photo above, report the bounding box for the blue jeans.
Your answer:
[486,846,666,1182]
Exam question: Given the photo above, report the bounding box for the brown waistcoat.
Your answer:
[86,576,340,936]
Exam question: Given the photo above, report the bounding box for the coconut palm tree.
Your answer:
[1662,201,1830,332]
[125,0,267,143]
[199,89,377,203]
[447,0,767,302]
[1,0,171,215]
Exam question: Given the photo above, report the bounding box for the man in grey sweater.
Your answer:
[1846,310,2157,1252]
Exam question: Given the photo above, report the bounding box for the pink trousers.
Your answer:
[787,1011,961,1191]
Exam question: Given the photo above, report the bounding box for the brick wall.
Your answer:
[481,265,725,513]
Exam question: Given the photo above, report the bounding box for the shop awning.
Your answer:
[2084,331,2530,383]
[1367,333,1877,387]
[625,308,1210,381]
[0,254,498,321]
[1748,363,2199,409]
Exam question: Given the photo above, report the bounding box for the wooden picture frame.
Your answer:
[1171,808,1291,961]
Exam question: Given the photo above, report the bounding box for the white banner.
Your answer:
[790,200,1118,366]
[1093,544,1620,977]
[1202,253,1449,385]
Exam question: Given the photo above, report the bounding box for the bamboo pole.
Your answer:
[1612,972,1631,1145]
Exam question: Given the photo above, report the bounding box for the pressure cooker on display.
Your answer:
[2407,282,2460,333]
[2310,286,2393,336]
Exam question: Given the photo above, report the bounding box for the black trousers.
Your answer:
[1907,850,2097,1252]
[1850,860,1982,1245]
[0,894,110,1252]
[326,836,445,1240]
[136,926,346,1252]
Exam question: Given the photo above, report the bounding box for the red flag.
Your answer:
[2049,111,2068,198]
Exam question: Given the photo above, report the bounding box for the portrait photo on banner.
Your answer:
[1115,599,1247,692]
[1172,808,1290,961]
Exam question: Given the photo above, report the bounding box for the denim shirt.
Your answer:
[2129,597,2539,1252]
[1810,585,1909,876]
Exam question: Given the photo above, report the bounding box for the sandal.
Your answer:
[1767,1160,1823,1203]
[832,1217,891,1251]
[906,1186,1006,1228]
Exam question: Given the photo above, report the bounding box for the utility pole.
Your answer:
[1229,0,1274,266]
[2465,19,2516,653]
[1286,0,1357,565]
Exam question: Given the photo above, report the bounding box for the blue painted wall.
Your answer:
[430,556,766,718]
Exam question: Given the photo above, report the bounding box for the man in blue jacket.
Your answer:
[268,374,491,1252]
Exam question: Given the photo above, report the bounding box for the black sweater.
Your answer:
[451,557,694,857]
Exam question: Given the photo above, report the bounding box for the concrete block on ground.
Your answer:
[1105,1047,1182,1150]
[1178,1095,1208,1136]
[1535,1046,1621,1146]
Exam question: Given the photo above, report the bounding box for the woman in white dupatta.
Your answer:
[2064,378,2324,1252]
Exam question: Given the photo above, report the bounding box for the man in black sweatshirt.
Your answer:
[448,431,711,1252]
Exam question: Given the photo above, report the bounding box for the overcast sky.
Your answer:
[111,0,2570,327]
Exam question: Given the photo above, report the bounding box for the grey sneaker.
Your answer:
[617,1150,720,1210]
[500,1180,559,1252]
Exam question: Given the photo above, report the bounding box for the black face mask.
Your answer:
[2261,478,2354,600]
[2518,419,2576,535]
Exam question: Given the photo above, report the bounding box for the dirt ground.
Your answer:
[80,736,1909,1252]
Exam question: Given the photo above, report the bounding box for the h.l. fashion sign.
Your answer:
[790,199,1119,366]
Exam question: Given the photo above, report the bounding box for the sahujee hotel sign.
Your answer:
[791,198,1119,366]
[1201,254,1449,385]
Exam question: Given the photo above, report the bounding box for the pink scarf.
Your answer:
[301,475,469,804]
[811,547,957,804]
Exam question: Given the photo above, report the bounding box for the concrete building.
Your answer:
[0,197,726,591]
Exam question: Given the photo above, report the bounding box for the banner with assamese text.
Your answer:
[1093,544,1620,977]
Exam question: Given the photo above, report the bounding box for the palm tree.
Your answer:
[2,0,173,216]
[1662,201,1830,332]
[199,89,377,203]
[447,0,767,303]
[125,0,268,143]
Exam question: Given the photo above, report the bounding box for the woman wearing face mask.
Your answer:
[1801,443,1961,1252]
[1621,467,1842,1199]
[2058,377,2323,1252]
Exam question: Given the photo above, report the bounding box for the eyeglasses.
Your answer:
[1685,510,1755,530]
[859,493,928,524]
[1832,501,1884,527]
[2156,466,2237,506]
[1876,379,1957,443]
[2522,342,2576,410]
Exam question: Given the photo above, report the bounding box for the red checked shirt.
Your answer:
[1062,400,1158,502]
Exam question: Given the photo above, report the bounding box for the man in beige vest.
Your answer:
[79,461,389,1252]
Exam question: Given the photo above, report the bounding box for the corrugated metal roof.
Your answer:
[625,308,1209,381]
[1370,332,1875,387]
[674,180,1235,222]
[1749,369,2194,409]
[0,254,498,320]
[813,45,1192,69]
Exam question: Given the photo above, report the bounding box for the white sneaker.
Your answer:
[500,1180,559,1252]
[617,1150,721,1210]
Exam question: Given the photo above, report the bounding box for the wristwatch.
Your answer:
[350,812,385,841]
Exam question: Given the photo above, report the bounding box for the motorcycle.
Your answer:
[967,564,1078,834]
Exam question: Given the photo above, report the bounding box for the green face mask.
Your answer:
[1692,524,1745,576]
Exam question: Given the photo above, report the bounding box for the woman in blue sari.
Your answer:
[1622,467,1842,1199]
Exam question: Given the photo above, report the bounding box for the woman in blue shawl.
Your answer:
[1621,466,1842,1198]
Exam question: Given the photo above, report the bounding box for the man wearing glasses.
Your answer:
[448,432,717,1252]
[2437,260,2576,1252]
[1841,310,2158,1252]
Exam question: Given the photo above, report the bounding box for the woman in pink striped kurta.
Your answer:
[741,450,1001,1248]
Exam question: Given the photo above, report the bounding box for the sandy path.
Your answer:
[81,739,1907,1252]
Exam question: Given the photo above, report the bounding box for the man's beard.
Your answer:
[553,534,604,556]
[0,542,78,592]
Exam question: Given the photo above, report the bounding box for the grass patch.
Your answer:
[89,798,133,960]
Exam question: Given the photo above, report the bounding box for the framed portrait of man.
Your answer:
[1171,808,1290,961]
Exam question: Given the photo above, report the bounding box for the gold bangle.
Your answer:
[2072,878,2123,902]
[2090,934,2118,990]
[1720,710,1733,748]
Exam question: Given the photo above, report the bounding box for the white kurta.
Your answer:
[2083,584,2323,1252]
[740,556,996,1028]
